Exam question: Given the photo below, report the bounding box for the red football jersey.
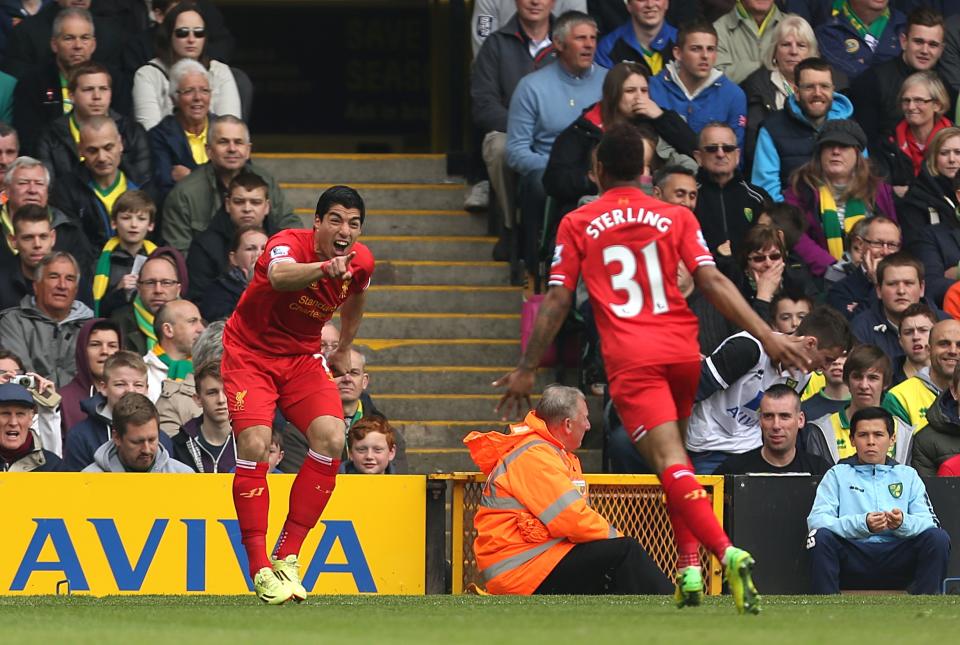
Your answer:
[549,186,714,376]
[224,228,374,356]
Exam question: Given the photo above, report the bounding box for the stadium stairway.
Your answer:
[253,153,601,473]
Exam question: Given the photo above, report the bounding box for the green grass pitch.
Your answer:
[1,595,959,644]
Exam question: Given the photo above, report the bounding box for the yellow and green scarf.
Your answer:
[133,295,158,351]
[819,185,866,260]
[736,0,776,37]
[151,344,193,381]
[833,0,889,48]
[92,237,157,315]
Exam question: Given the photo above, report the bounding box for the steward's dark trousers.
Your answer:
[807,527,951,594]
[533,537,673,595]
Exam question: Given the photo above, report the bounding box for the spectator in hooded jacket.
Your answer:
[58,317,121,434]
[172,359,236,473]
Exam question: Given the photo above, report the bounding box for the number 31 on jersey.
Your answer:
[603,243,669,318]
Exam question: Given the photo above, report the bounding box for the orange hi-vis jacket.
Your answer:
[463,411,620,595]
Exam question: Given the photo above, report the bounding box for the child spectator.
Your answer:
[268,425,285,473]
[340,415,397,475]
[198,224,267,321]
[171,360,236,473]
[771,293,813,335]
[92,190,158,317]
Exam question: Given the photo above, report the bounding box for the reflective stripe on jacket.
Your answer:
[464,411,618,594]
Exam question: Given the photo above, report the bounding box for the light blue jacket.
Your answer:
[807,457,939,544]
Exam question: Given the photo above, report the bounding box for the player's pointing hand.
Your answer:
[321,251,356,280]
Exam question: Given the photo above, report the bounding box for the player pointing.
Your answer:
[224,185,374,604]
[495,124,817,615]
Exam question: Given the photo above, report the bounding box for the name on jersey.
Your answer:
[585,207,672,239]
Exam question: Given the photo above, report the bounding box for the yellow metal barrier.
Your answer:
[436,473,725,595]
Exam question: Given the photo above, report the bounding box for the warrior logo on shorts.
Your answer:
[234,389,247,412]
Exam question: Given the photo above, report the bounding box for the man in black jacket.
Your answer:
[36,62,151,184]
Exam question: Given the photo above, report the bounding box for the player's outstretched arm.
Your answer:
[493,285,573,420]
[693,265,814,372]
[268,252,357,292]
[328,291,366,376]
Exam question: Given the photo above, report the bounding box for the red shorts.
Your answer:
[608,361,700,442]
[222,341,342,435]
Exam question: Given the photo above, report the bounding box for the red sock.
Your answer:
[660,463,732,560]
[273,450,340,560]
[233,460,271,578]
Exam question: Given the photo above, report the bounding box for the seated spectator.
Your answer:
[91,190,158,317]
[912,360,960,477]
[199,224,266,322]
[873,71,952,193]
[543,61,697,218]
[714,0,783,84]
[740,14,819,170]
[267,424,284,473]
[62,349,170,470]
[827,215,902,319]
[161,115,296,255]
[885,318,960,432]
[893,303,935,386]
[505,10,605,282]
[686,306,853,474]
[470,0,585,57]
[772,292,813,334]
[144,299,204,401]
[132,2,240,131]
[801,354,850,421]
[11,6,98,155]
[0,251,91,386]
[82,391,192,472]
[0,382,61,472]
[814,0,906,81]
[727,224,817,326]
[2,1,122,81]
[808,344,913,465]
[0,349,63,457]
[651,164,696,209]
[340,414,398,475]
[595,0,675,73]
[911,171,960,307]
[806,406,950,595]
[49,115,157,253]
[155,319,222,437]
[0,204,57,311]
[109,247,187,354]
[785,119,897,278]
[0,121,18,180]
[471,0,560,258]
[171,359,235,473]
[149,58,214,199]
[692,122,770,258]
[851,252,946,358]
[336,347,382,432]
[58,317,121,434]
[899,126,960,248]
[648,20,747,148]
[0,157,95,285]
[186,171,275,301]
[751,57,853,202]
[848,7,947,146]
[464,384,671,595]
[716,384,831,475]
[36,62,151,184]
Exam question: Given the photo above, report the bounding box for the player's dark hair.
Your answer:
[113,392,159,438]
[762,383,800,410]
[795,306,854,354]
[843,344,892,389]
[597,123,647,183]
[849,406,894,438]
[315,185,365,225]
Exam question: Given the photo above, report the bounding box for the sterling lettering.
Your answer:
[585,207,672,239]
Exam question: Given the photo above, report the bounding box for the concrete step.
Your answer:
[281,182,465,211]
[253,153,450,183]
[363,236,497,262]
[294,209,489,236]
[354,338,520,366]
[347,313,519,339]
[379,394,603,425]
[374,261,510,286]
[365,366,564,394]
[405,447,603,474]
[364,285,521,314]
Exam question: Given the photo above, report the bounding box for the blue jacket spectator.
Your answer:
[595,13,676,73]
[814,1,906,80]
[149,112,214,199]
[851,296,948,359]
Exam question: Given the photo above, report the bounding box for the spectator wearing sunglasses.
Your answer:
[132,2,239,131]
[691,122,770,261]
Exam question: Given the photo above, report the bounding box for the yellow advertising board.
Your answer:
[0,473,425,595]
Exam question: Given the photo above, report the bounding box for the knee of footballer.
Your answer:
[235,426,273,462]
[306,420,346,458]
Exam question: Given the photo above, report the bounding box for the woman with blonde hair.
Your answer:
[901,126,960,247]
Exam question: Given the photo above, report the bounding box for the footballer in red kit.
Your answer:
[223,185,373,605]
[495,124,816,615]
